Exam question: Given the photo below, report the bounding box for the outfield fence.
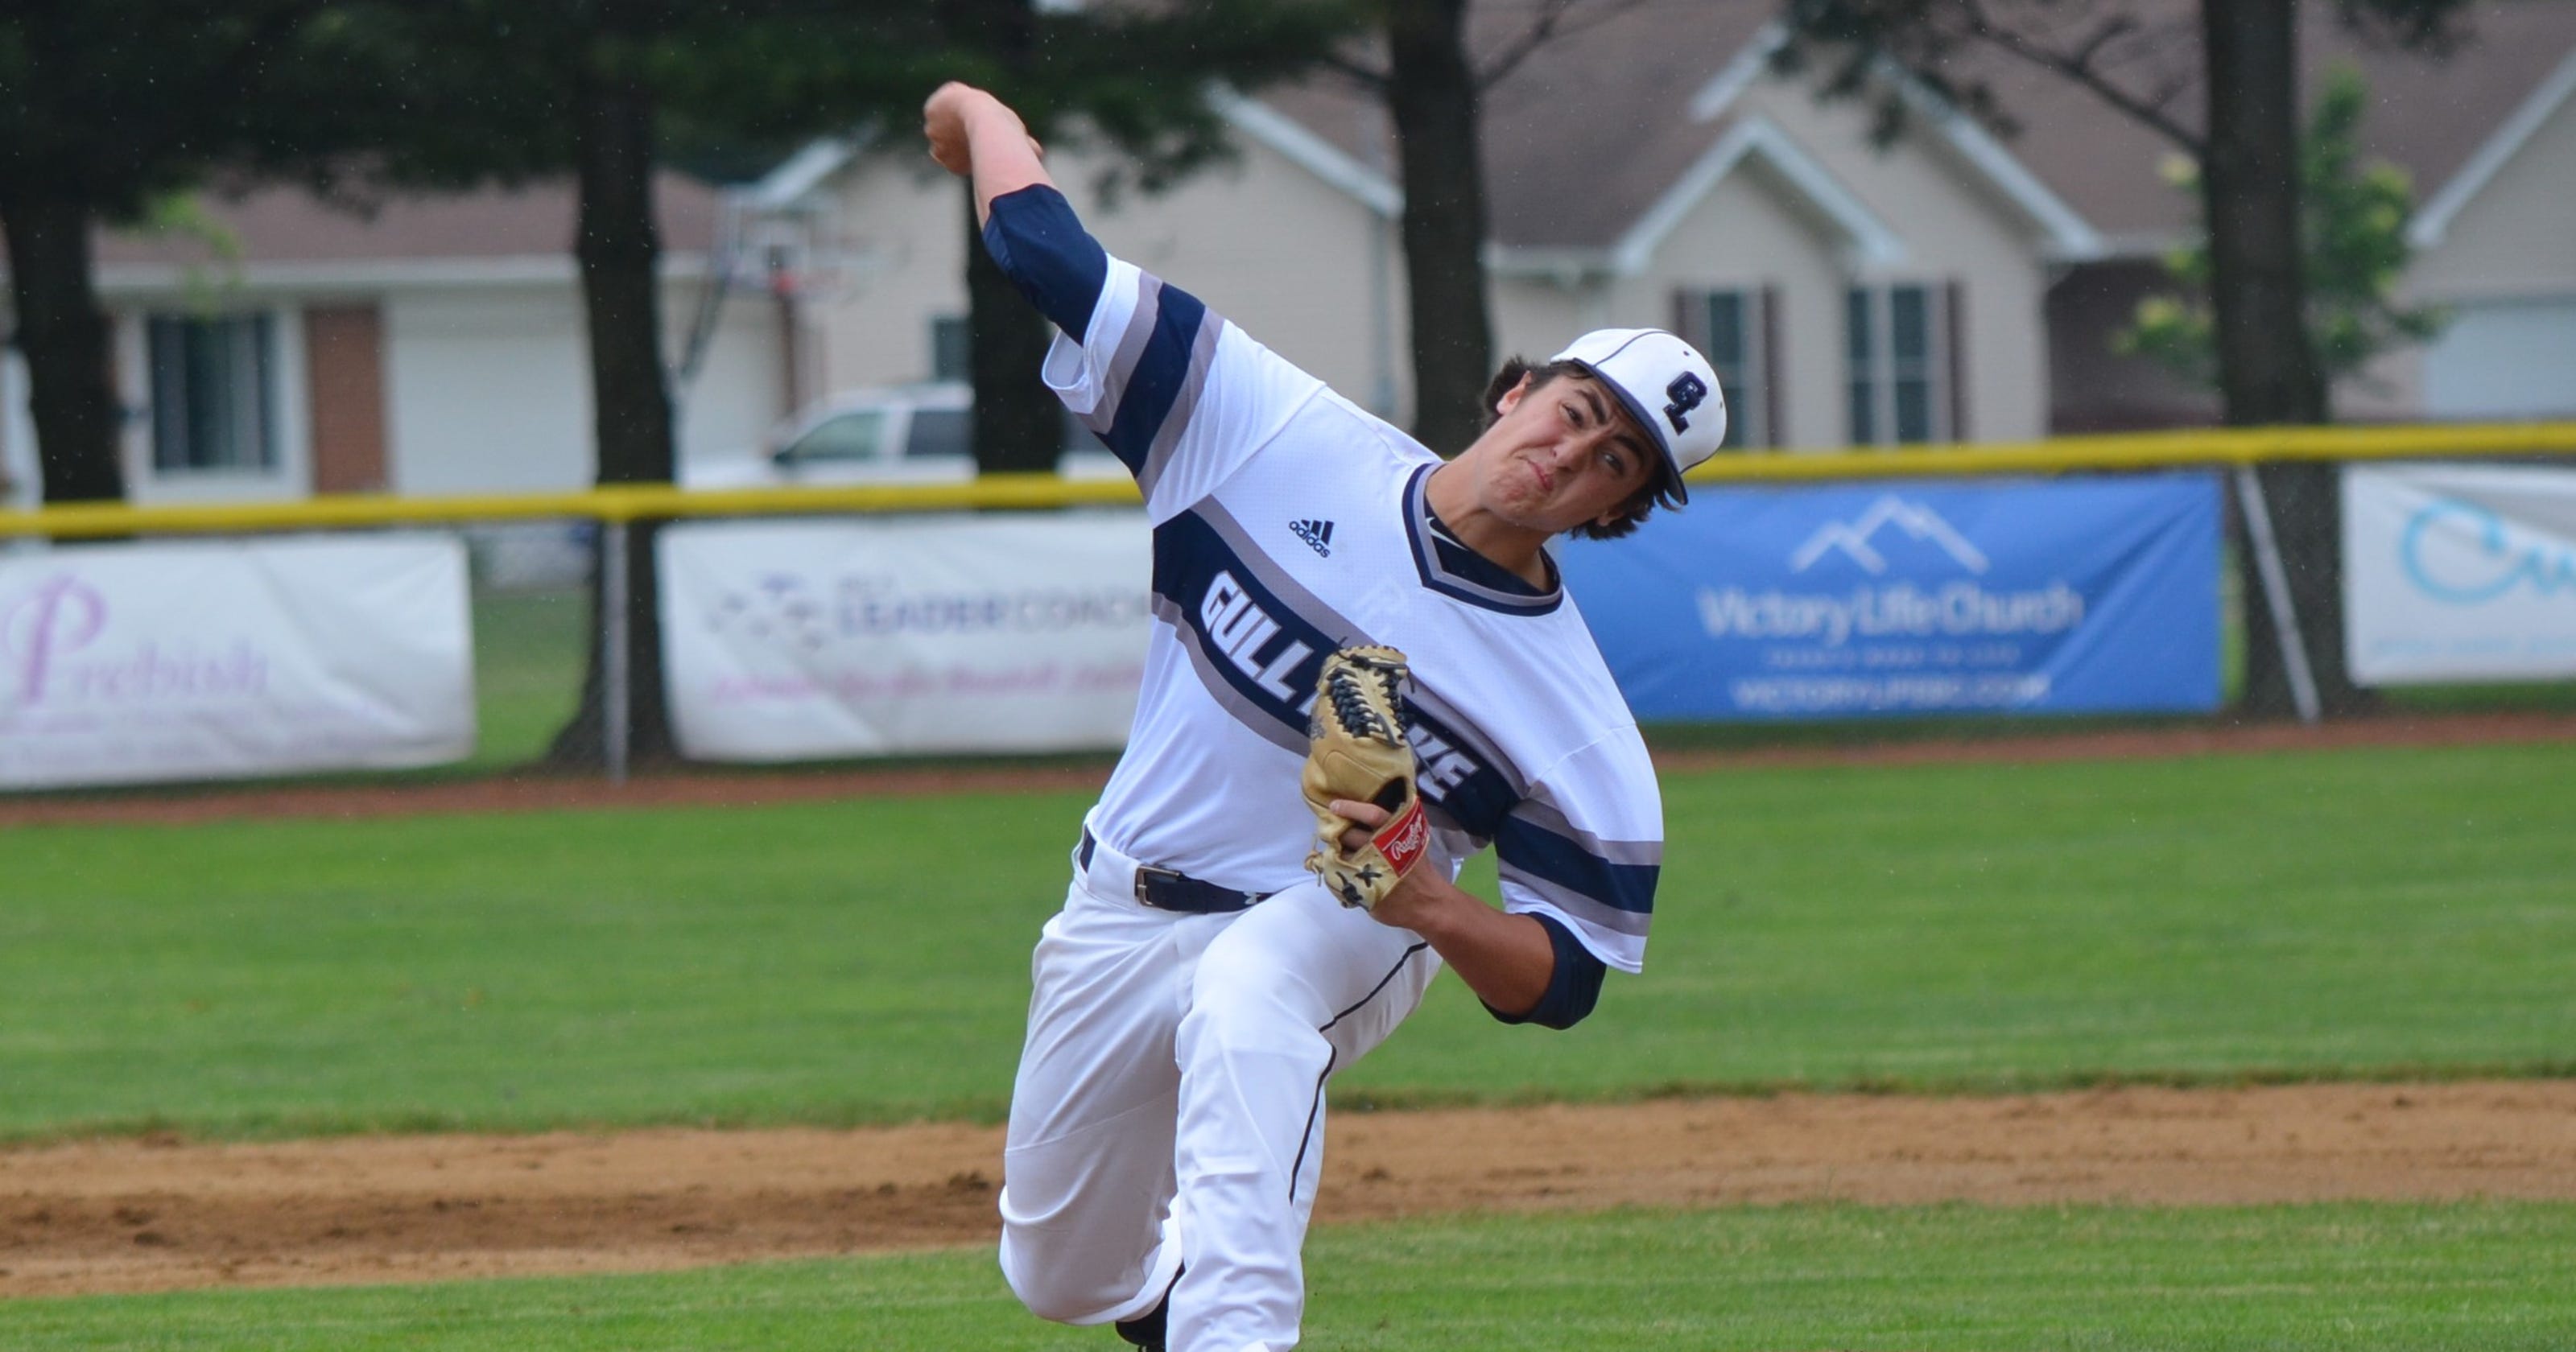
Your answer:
[4,419,2573,789]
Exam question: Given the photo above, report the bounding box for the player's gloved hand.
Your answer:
[1300,645,1428,910]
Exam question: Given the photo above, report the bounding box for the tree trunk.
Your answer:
[937,0,1059,476]
[964,180,1061,474]
[2202,1,2321,429]
[0,188,126,504]
[547,63,678,769]
[2201,0,2367,716]
[1386,0,1495,455]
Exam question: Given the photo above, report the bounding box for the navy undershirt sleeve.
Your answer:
[1482,913,1608,1031]
[980,184,1109,337]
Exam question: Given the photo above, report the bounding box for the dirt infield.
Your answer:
[6,1081,2573,1299]
[5,710,2573,831]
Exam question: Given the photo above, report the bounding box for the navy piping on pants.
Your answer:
[1286,942,1430,1204]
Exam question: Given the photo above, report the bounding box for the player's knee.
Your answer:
[1004,1268,1105,1325]
[1000,1230,1130,1325]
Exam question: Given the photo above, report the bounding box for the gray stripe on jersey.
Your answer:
[1151,592,1311,756]
[1085,273,1165,436]
[1136,310,1224,501]
[1509,797,1663,868]
[1503,864,1654,938]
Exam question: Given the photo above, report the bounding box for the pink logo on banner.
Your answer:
[4,574,106,703]
[2,571,269,708]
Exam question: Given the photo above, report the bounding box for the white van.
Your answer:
[683,382,1121,487]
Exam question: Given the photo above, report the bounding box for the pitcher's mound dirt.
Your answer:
[6,1081,2572,1298]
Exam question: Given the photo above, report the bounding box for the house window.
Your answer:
[147,313,277,472]
[1674,288,1774,448]
[1845,283,1959,445]
[931,315,971,384]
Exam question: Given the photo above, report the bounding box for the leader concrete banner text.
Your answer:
[660,513,1152,759]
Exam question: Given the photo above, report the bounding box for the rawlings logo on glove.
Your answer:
[1300,645,1428,910]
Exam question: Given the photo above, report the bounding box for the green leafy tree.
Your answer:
[0,0,334,505]
[2121,66,2446,402]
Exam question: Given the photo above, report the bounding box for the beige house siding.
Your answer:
[1601,165,1846,448]
[803,156,972,393]
[807,138,1409,423]
[794,80,2072,452]
[1486,82,2060,449]
[1488,278,1590,381]
[2410,86,2576,301]
[1740,84,2054,444]
[1091,150,1406,419]
[2352,78,2576,420]
[2339,323,2429,423]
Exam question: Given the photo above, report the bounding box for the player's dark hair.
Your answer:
[1478,357,1676,541]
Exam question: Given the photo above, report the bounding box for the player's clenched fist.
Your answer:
[921,81,983,176]
[923,81,1042,179]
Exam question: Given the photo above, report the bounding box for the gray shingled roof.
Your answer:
[1263,0,2576,254]
[1256,0,1777,249]
[77,172,726,271]
[1950,0,2576,241]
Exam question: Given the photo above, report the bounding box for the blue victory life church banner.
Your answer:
[1558,473,2223,719]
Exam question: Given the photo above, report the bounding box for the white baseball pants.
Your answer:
[998,832,1440,1352]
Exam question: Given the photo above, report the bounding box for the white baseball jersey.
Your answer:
[992,186,1664,973]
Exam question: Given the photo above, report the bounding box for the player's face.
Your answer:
[1475,373,1663,534]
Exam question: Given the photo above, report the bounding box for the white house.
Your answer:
[753,3,2080,451]
[750,0,2576,448]
[1,172,785,510]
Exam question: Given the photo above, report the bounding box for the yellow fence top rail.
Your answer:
[0,474,1146,539]
[4,420,2571,539]
[1694,419,2576,481]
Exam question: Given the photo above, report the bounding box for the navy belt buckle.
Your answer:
[1133,864,1187,909]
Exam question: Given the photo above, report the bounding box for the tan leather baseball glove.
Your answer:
[1300,644,1429,910]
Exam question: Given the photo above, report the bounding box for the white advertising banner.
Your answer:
[1,534,474,789]
[661,513,1151,760]
[2344,464,2576,684]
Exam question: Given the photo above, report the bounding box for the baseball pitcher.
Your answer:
[924,80,1725,1352]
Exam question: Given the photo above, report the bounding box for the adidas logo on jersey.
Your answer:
[1290,518,1335,557]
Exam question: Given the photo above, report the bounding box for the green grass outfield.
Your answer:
[7,1203,2573,1350]
[2,739,2569,1140]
